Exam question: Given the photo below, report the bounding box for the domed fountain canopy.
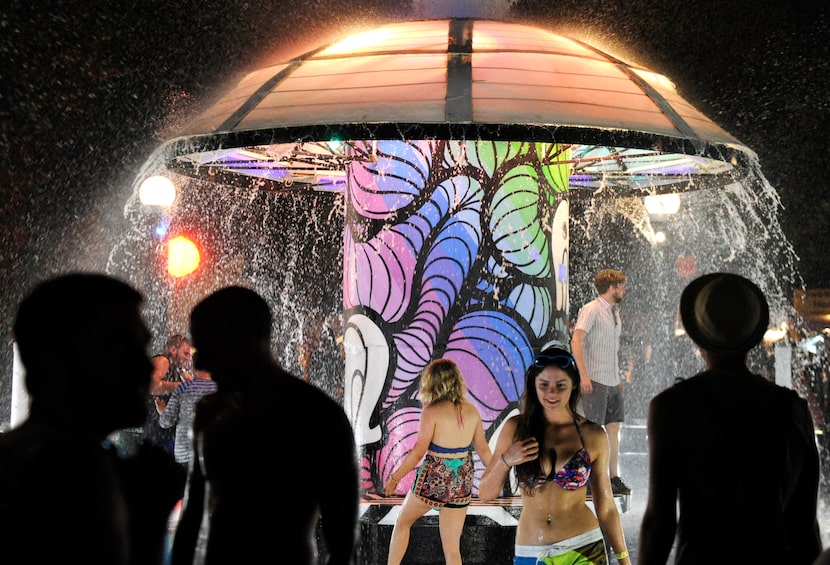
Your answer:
[156,18,754,194]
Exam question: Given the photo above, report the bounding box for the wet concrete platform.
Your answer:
[359,504,517,564]
[355,494,630,564]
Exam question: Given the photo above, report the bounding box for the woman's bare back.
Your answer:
[428,400,482,449]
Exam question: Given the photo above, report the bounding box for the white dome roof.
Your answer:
[153,18,752,194]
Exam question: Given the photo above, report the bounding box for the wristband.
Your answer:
[501,454,511,467]
[615,550,629,560]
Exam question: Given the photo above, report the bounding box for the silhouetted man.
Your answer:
[171,286,360,565]
[0,273,184,565]
[639,273,822,564]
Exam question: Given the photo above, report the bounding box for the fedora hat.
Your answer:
[680,272,769,354]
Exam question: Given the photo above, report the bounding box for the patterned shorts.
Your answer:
[412,452,473,508]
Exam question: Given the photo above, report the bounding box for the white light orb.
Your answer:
[139,175,176,207]
[644,193,681,215]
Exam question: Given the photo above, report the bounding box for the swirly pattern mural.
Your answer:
[342,139,571,494]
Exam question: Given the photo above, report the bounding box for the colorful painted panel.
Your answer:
[342,140,571,493]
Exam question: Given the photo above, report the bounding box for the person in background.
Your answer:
[382,358,492,565]
[158,368,216,472]
[143,334,193,455]
[170,286,360,565]
[571,268,631,496]
[479,346,630,565]
[0,273,184,565]
[639,272,822,564]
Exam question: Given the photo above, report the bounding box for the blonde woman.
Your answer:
[383,358,492,565]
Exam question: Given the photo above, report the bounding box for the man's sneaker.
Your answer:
[610,476,631,495]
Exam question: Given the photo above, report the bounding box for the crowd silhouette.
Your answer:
[0,272,823,564]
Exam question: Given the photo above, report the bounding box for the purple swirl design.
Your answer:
[343,140,572,492]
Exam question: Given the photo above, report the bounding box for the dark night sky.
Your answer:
[1,0,828,376]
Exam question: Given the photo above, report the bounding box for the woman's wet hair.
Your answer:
[515,346,582,493]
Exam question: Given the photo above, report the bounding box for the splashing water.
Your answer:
[111,137,829,550]
[109,176,347,401]
[570,151,806,415]
[105,7,827,549]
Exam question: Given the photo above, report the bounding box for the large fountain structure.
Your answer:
[125,18,798,563]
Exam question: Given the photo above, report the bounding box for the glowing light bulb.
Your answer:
[139,175,176,207]
[167,235,200,277]
[644,193,680,215]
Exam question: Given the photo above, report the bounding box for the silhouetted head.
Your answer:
[680,272,769,355]
[13,273,152,434]
[190,286,272,382]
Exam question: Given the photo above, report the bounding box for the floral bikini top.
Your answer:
[516,417,592,491]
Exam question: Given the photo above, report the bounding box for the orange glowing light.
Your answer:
[167,236,200,277]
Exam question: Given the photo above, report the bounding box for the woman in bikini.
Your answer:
[479,346,631,565]
[382,358,492,565]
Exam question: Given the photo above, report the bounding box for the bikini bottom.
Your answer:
[514,527,607,564]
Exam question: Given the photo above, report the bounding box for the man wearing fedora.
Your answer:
[638,272,822,564]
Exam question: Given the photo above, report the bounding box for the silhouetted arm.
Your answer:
[638,393,678,564]
[784,395,822,562]
[120,442,186,565]
[319,408,360,565]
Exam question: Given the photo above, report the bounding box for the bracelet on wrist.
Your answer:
[389,475,399,483]
[614,550,629,560]
[501,454,512,468]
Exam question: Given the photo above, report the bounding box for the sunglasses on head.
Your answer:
[532,353,575,370]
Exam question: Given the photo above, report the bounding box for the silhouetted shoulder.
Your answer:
[651,368,813,448]
[656,368,792,403]
[280,373,352,423]
[814,548,830,565]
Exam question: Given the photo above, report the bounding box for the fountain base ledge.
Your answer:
[323,494,630,564]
